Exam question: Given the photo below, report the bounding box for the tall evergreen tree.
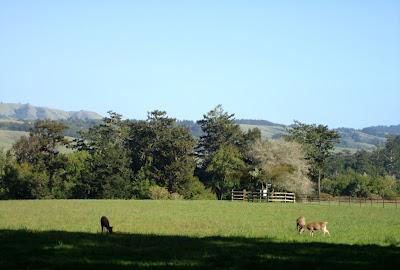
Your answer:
[73,112,133,198]
[195,105,259,199]
[127,110,205,198]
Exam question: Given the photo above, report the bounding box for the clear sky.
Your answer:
[0,0,399,128]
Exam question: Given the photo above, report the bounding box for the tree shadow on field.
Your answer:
[0,230,399,270]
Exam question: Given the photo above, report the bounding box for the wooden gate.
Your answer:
[231,190,295,203]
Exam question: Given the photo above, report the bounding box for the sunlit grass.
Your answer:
[1,200,399,269]
[0,200,399,246]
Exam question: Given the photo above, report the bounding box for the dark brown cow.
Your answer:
[100,216,113,234]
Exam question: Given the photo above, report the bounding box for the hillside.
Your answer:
[178,120,389,152]
[237,124,389,152]
[239,124,287,139]
[0,130,28,150]
[0,130,74,153]
[0,102,102,121]
[361,124,400,137]
[335,128,387,151]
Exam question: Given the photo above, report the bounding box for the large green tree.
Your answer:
[12,120,69,166]
[285,121,340,198]
[8,120,70,198]
[74,112,133,198]
[383,135,400,179]
[127,110,208,198]
[196,105,243,159]
[196,105,260,199]
[205,145,245,199]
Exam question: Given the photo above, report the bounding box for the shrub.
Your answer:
[149,185,171,200]
[180,177,216,200]
[169,192,184,200]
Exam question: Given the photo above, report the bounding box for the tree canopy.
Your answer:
[0,108,399,200]
[285,121,340,198]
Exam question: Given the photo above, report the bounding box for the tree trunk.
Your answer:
[216,186,222,200]
[318,171,321,200]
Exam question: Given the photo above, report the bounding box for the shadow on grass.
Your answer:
[0,230,399,270]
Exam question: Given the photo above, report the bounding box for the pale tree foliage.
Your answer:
[249,139,313,195]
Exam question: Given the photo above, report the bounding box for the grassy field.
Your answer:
[0,130,28,150]
[0,200,399,269]
[239,124,287,140]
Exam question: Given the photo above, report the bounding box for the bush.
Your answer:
[320,192,335,200]
[322,171,400,198]
[180,178,216,200]
[148,186,186,200]
[3,162,50,199]
[149,185,171,200]
[169,192,184,200]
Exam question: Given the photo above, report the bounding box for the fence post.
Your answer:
[383,198,385,208]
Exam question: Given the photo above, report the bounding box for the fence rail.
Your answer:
[231,190,399,208]
[297,195,400,208]
[268,192,295,203]
[231,190,295,203]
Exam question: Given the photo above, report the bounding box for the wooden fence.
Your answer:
[297,195,400,208]
[231,190,263,202]
[231,190,295,203]
[231,190,398,207]
[268,192,296,203]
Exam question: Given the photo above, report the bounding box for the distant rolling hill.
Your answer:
[237,123,390,152]
[0,102,103,151]
[0,102,102,121]
[239,124,287,140]
[361,124,400,137]
[181,119,391,152]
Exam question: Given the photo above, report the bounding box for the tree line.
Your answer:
[0,105,399,200]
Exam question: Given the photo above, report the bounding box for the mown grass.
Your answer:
[0,200,399,269]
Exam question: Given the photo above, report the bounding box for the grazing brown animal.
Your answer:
[306,221,330,237]
[296,216,306,234]
[100,216,113,234]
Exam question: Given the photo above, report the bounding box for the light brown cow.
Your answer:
[296,216,306,234]
[306,221,330,237]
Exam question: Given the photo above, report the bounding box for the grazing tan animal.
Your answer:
[296,216,306,234]
[100,216,113,234]
[306,221,330,237]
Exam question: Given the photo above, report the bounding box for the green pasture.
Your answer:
[0,129,27,150]
[0,200,399,269]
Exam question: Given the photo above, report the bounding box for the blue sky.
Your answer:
[0,0,399,128]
